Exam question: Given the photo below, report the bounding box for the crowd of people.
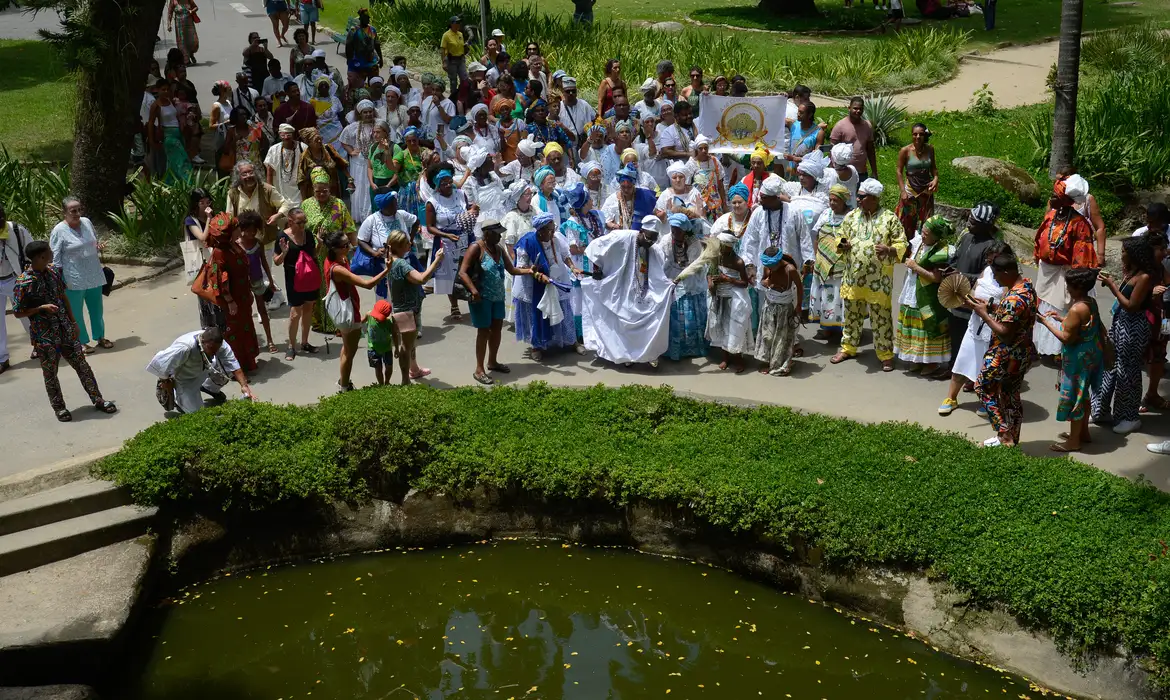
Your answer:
[4,9,1170,457]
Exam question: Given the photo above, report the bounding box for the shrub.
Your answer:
[0,148,71,238]
[95,384,1170,689]
[107,170,229,255]
[859,93,906,147]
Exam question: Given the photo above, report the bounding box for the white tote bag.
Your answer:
[180,239,207,284]
[324,282,356,328]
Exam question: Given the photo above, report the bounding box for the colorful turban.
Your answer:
[578,160,602,178]
[617,164,639,182]
[566,182,590,211]
[830,142,853,168]
[373,190,397,211]
[310,167,331,185]
[533,165,556,186]
[858,178,884,197]
[431,168,454,187]
[760,174,785,197]
[532,212,557,231]
[621,148,640,164]
[206,212,238,248]
[1056,174,1089,203]
[668,213,693,232]
[299,126,321,144]
[969,201,999,224]
[727,182,750,202]
[543,141,565,158]
[588,121,607,136]
[402,125,421,140]
[828,184,850,202]
[491,96,516,116]
[751,143,773,167]
[314,75,332,93]
[353,88,371,103]
[214,79,231,95]
[922,215,955,242]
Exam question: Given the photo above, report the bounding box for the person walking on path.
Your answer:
[12,241,117,422]
[167,0,200,66]
[273,208,320,360]
[322,231,389,392]
[0,203,33,374]
[938,240,1009,417]
[973,251,1037,448]
[50,197,112,354]
[1037,268,1105,452]
[830,179,906,371]
[1033,175,1098,358]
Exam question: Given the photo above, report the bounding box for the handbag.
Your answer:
[392,310,416,334]
[180,239,206,284]
[293,249,321,293]
[349,244,384,276]
[323,280,355,327]
[190,262,218,303]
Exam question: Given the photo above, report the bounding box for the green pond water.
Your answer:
[124,541,1043,699]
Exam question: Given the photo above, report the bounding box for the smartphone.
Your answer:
[260,38,269,45]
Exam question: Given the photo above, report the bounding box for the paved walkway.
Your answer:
[3,264,1170,490]
[899,42,1058,112]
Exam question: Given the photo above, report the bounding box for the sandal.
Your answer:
[449,306,462,320]
[881,361,895,372]
[793,346,804,358]
[409,367,432,379]
[267,342,279,354]
[829,352,852,364]
[97,338,114,349]
[94,400,118,414]
[473,371,495,385]
[530,349,543,362]
[286,345,297,361]
[487,363,511,373]
[82,344,95,355]
[56,408,73,422]
[1140,395,1170,413]
[300,343,319,354]
[1049,443,1080,453]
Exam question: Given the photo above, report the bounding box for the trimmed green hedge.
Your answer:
[96,385,1170,688]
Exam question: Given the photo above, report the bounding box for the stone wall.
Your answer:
[167,487,1157,700]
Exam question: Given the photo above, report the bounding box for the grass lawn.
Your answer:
[0,39,75,162]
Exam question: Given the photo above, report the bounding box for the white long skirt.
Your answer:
[432,237,459,295]
[952,320,991,382]
[348,153,372,222]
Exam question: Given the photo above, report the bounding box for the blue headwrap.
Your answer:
[532,212,557,232]
[589,123,607,136]
[373,190,397,211]
[761,248,786,268]
[533,165,555,186]
[616,164,639,183]
[432,168,454,187]
[566,182,590,211]
[728,182,750,202]
[402,125,421,139]
[531,98,547,109]
[668,213,693,232]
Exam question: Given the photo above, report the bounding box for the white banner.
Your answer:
[695,94,789,156]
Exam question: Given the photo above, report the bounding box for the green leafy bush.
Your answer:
[0,148,71,238]
[859,93,906,147]
[96,384,1170,688]
[107,170,229,255]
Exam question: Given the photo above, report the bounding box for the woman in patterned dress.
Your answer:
[896,215,955,375]
[972,250,1037,448]
[685,136,727,222]
[658,213,708,361]
[167,0,200,65]
[1036,267,1104,452]
[205,213,259,371]
[302,168,357,333]
[809,184,849,341]
[297,127,348,200]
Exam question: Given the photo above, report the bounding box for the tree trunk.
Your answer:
[70,0,166,221]
[1048,0,1083,179]
[479,0,490,45]
[757,0,819,15]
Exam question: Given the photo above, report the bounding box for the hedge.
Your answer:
[95,384,1170,689]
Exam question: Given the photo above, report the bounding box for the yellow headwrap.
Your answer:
[751,142,773,167]
[543,141,564,158]
[310,166,331,185]
[829,184,850,201]
[621,147,639,164]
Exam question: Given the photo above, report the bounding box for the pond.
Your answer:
[123,541,1043,699]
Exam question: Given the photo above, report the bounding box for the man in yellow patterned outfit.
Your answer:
[830,178,908,372]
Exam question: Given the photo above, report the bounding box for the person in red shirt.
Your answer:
[274,81,316,132]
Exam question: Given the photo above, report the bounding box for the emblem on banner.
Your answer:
[715,102,769,147]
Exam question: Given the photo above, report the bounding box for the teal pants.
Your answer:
[65,286,105,345]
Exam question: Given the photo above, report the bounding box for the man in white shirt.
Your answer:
[654,100,695,171]
[739,175,813,291]
[261,58,291,102]
[264,123,307,206]
[0,203,32,372]
[631,77,664,121]
[421,80,456,140]
[233,70,260,120]
[147,328,255,414]
[558,77,596,148]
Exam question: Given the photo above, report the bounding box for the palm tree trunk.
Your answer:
[69,0,166,221]
[1048,0,1083,178]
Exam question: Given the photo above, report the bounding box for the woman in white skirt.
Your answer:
[501,181,536,326]
[425,166,473,320]
[938,240,1010,416]
[706,232,755,373]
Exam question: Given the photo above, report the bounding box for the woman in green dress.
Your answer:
[896,215,954,375]
[302,167,357,333]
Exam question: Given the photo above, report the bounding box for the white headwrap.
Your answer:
[717,232,738,246]
[578,160,602,178]
[465,145,490,172]
[356,99,375,114]
[389,66,407,78]
[640,77,658,93]
[505,180,534,208]
[666,161,689,178]
[830,142,854,167]
[1063,174,1089,202]
[760,174,785,197]
[407,97,422,110]
[517,137,544,158]
[858,178,884,197]
[467,103,489,121]
[385,85,402,96]
[690,134,711,152]
[640,214,665,234]
[368,76,385,86]
[796,150,826,179]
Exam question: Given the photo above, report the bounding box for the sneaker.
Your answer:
[336,381,355,394]
[1113,419,1142,435]
[1091,414,1114,426]
[191,155,206,165]
[976,406,988,419]
[938,398,958,416]
[1147,440,1170,455]
[981,436,1002,448]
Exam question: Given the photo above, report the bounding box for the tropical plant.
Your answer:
[859,94,906,147]
[1081,22,1170,74]
[107,171,229,254]
[0,149,72,238]
[968,83,996,116]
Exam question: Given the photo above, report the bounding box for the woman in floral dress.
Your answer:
[302,167,357,333]
[206,213,259,371]
[809,184,849,341]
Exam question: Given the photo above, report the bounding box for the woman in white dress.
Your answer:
[425,166,473,320]
[655,161,704,222]
[707,232,755,373]
[339,99,377,222]
[467,103,501,155]
[579,160,609,212]
[808,185,850,339]
[532,165,564,227]
[383,86,409,141]
[310,76,345,152]
[501,181,536,325]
